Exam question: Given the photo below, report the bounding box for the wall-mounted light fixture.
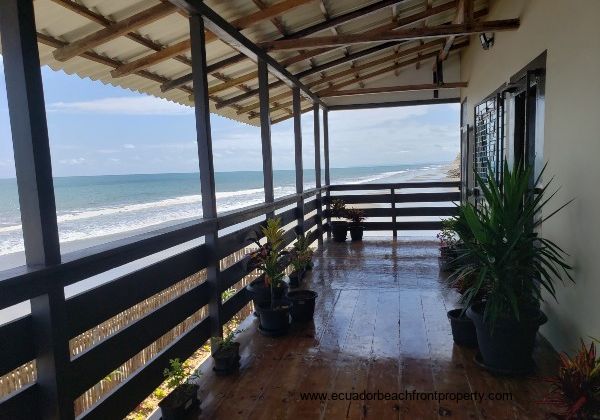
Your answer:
[479,32,495,50]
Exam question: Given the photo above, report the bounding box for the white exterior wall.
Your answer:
[460,0,600,352]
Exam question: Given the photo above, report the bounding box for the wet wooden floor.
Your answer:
[193,239,558,420]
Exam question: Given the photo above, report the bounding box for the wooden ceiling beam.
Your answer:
[216,3,478,110]
[281,0,459,67]
[261,19,519,50]
[208,0,406,75]
[111,0,315,78]
[320,82,467,97]
[53,2,177,61]
[235,39,452,115]
[316,41,469,96]
[438,0,473,62]
[50,0,193,67]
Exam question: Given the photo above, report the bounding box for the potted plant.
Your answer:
[457,161,573,374]
[346,207,365,241]
[158,358,201,419]
[329,199,348,242]
[540,339,600,418]
[246,218,289,308]
[211,330,242,375]
[437,218,459,272]
[445,205,479,348]
[288,289,319,322]
[246,218,293,336]
[289,234,314,287]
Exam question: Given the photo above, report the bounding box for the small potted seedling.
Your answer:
[329,199,348,242]
[158,358,201,420]
[289,234,314,287]
[211,330,242,375]
[345,207,365,241]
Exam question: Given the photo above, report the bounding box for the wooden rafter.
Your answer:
[217,3,485,111]
[110,0,315,78]
[53,2,177,61]
[438,0,474,62]
[280,0,459,67]
[260,20,520,50]
[201,0,405,77]
[49,0,256,107]
[160,0,410,94]
[236,39,446,115]
[320,82,467,97]
[316,41,469,96]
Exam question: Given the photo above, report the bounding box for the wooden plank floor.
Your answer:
[193,238,558,420]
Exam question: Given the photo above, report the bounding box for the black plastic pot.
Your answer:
[349,225,364,241]
[246,278,288,308]
[447,309,478,348]
[257,298,292,336]
[212,342,240,376]
[158,383,200,420]
[467,302,547,375]
[330,221,348,242]
[288,290,318,322]
[288,270,304,288]
[439,246,458,272]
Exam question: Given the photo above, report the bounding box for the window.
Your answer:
[474,96,503,184]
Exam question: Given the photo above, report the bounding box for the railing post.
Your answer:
[323,108,331,239]
[313,103,323,248]
[293,87,304,234]
[0,0,72,418]
[391,188,397,238]
[190,13,222,342]
[258,59,275,220]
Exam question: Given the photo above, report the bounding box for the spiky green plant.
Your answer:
[454,161,573,327]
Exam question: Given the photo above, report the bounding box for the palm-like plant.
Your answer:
[454,161,573,327]
[247,218,289,308]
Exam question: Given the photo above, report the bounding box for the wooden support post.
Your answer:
[323,109,331,239]
[189,13,222,342]
[0,1,71,418]
[293,87,304,235]
[391,188,398,238]
[258,59,275,219]
[313,103,323,248]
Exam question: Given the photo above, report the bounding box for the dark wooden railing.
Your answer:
[326,181,460,236]
[0,182,458,419]
[0,188,324,420]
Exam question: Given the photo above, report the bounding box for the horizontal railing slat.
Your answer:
[0,383,39,420]
[70,281,211,398]
[67,244,210,338]
[362,221,444,230]
[328,192,459,204]
[328,181,459,191]
[80,317,211,420]
[0,315,34,377]
[0,218,216,310]
[324,206,458,218]
[221,288,251,325]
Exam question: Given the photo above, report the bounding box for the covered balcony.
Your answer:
[0,0,598,419]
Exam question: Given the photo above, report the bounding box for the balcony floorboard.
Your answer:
[190,238,557,419]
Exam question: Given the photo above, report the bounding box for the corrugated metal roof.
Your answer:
[23,0,487,125]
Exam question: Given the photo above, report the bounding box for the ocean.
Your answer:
[0,163,449,262]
